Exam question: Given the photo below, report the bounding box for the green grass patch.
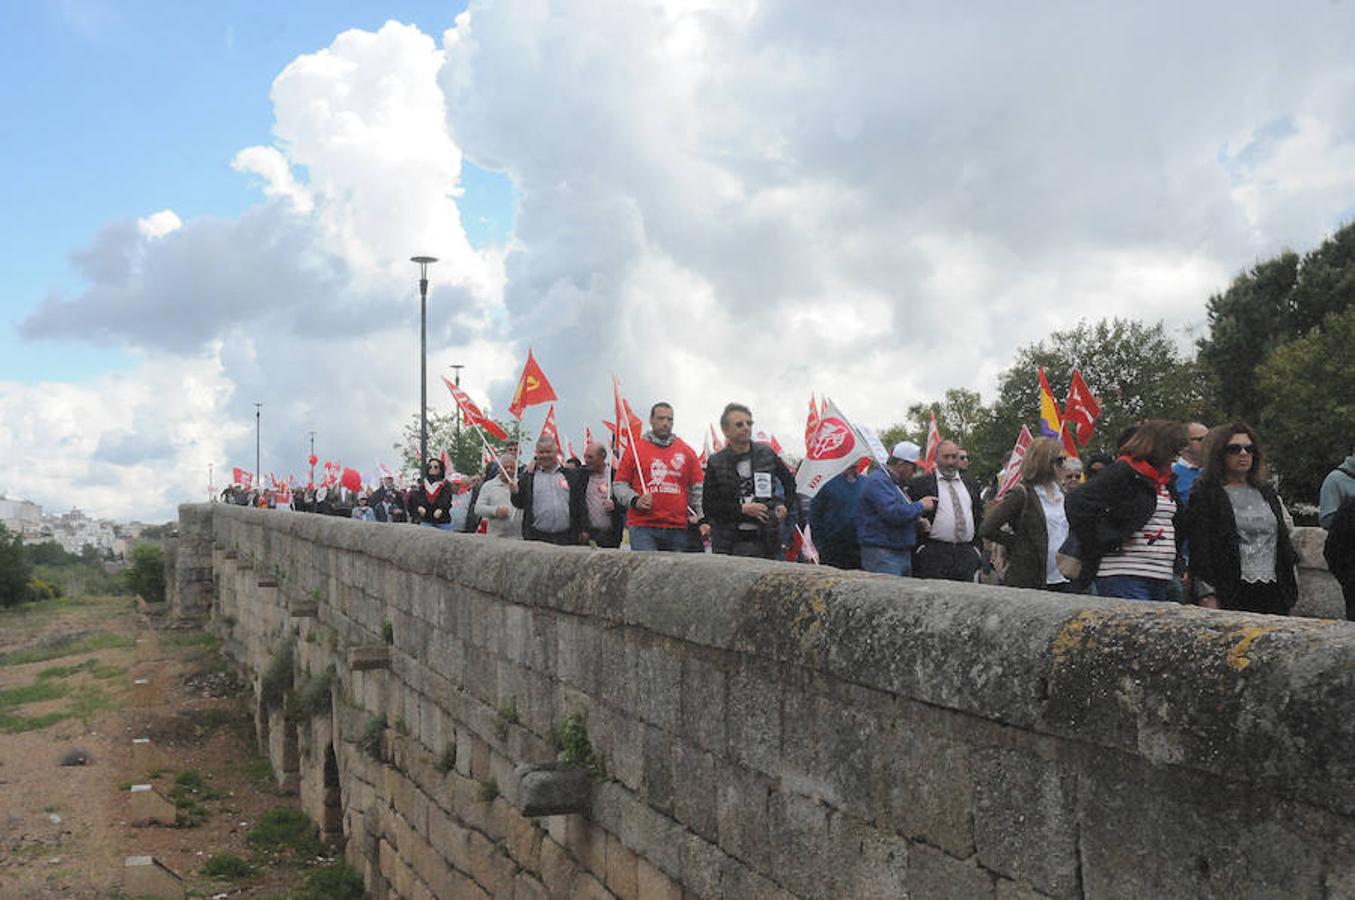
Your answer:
[0,632,134,667]
[0,709,69,734]
[290,860,365,899]
[201,852,254,880]
[246,807,324,860]
[0,680,68,709]
[0,682,115,733]
[161,630,218,649]
[36,658,124,680]
[239,750,275,786]
[170,768,221,828]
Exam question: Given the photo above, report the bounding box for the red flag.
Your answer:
[538,405,562,453]
[769,434,784,456]
[804,394,821,455]
[922,411,942,474]
[611,376,644,458]
[996,427,1035,500]
[709,423,725,453]
[699,429,711,467]
[1063,369,1101,447]
[443,377,509,440]
[509,349,557,419]
[307,453,318,467]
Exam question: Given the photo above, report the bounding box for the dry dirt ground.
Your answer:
[0,594,334,898]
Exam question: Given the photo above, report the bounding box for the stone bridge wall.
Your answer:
[176,503,1355,898]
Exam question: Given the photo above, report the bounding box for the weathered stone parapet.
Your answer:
[181,503,1355,898]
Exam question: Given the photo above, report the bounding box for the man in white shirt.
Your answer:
[910,441,985,581]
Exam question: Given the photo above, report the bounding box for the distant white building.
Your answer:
[0,496,44,539]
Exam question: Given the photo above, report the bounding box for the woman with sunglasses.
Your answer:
[1184,423,1297,615]
[979,438,1071,590]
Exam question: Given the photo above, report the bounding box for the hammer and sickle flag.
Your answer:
[508,349,558,419]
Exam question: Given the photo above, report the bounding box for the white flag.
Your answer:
[795,397,873,499]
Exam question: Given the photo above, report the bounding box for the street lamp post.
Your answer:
[254,402,262,488]
[308,430,316,488]
[411,256,439,473]
[449,363,465,460]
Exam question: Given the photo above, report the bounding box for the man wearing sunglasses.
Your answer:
[703,403,796,558]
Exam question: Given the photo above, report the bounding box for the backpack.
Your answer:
[1324,496,1355,584]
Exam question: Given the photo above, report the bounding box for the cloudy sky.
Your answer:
[3,0,1354,522]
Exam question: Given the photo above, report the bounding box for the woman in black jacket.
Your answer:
[1184,423,1297,615]
[407,458,453,528]
[979,438,1070,590]
[1065,419,1187,601]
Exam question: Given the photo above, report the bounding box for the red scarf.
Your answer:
[1118,455,1170,492]
[423,479,446,503]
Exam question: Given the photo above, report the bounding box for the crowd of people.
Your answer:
[222,401,1355,621]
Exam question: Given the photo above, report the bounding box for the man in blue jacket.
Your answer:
[856,441,936,576]
[810,469,864,569]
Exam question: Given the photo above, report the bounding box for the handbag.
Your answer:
[1055,531,1083,581]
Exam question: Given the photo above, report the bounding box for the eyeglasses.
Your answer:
[731,420,753,429]
[1225,443,1255,455]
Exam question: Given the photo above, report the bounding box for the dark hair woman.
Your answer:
[1066,419,1188,601]
[979,438,1071,590]
[407,457,453,528]
[1184,423,1297,615]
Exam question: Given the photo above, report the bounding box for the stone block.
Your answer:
[642,725,674,815]
[637,855,683,900]
[767,789,830,896]
[680,654,727,753]
[560,813,609,878]
[575,871,614,900]
[512,763,594,817]
[676,829,723,899]
[541,837,579,899]
[127,784,177,826]
[1076,757,1325,900]
[718,856,796,900]
[508,813,544,871]
[972,746,1079,898]
[909,842,996,899]
[515,872,550,900]
[605,833,639,899]
[349,644,392,671]
[122,855,185,899]
[672,741,718,842]
[717,763,772,873]
[468,829,516,897]
[883,718,976,858]
[726,661,782,776]
[628,633,681,730]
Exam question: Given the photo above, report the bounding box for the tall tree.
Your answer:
[1196,252,1300,423]
[1257,306,1355,503]
[0,523,33,609]
[902,389,992,452]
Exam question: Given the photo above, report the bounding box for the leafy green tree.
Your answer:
[24,541,77,566]
[0,523,34,608]
[395,410,523,478]
[1198,221,1355,423]
[902,388,992,451]
[1196,253,1300,423]
[1257,306,1355,503]
[123,543,166,605]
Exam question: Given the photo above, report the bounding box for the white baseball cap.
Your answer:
[890,441,921,463]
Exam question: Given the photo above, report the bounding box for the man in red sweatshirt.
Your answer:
[613,402,705,552]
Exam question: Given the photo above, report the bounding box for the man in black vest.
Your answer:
[910,440,984,581]
[702,402,796,558]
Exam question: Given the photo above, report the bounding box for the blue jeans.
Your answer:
[1094,575,1171,602]
[861,545,912,576]
[629,526,695,552]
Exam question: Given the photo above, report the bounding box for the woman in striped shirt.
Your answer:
[1066,420,1188,601]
